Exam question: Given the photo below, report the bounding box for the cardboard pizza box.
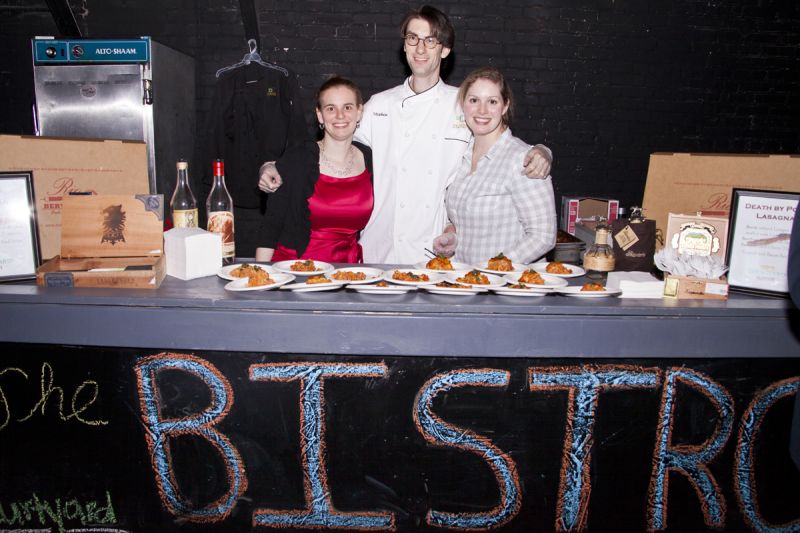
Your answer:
[0,135,149,260]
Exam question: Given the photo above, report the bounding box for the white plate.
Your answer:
[218,263,276,281]
[530,262,586,278]
[349,284,417,295]
[382,269,442,286]
[503,271,569,289]
[280,279,346,292]
[475,262,527,275]
[329,267,384,285]
[423,285,488,296]
[491,286,551,297]
[554,286,622,298]
[272,259,334,276]
[442,271,507,289]
[224,272,295,291]
[413,260,474,273]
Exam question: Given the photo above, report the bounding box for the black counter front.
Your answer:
[0,274,798,532]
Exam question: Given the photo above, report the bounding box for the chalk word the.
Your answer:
[0,362,108,432]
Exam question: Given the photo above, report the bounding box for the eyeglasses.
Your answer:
[404,33,440,49]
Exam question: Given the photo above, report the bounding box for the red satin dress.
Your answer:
[272,169,373,263]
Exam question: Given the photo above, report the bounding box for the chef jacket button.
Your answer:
[432,134,437,139]
[400,202,406,208]
[435,99,439,104]
[426,204,431,209]
[402,167,407,172]
[428,170,432,175]
[405,132,410,138]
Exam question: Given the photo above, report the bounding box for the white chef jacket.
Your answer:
[355,78,470,264]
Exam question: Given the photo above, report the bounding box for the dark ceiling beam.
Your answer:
[43,0,81,38]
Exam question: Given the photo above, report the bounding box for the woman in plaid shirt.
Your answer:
[433,67,557,265]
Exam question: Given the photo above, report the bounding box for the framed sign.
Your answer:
[726,188,799,297]
[0,171,41,281]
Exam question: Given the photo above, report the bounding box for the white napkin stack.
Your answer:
[607,271,665,299]
[164,228,222,280]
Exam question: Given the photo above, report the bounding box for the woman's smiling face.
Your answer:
[461,78,509,139]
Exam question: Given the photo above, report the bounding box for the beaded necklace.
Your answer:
[318,141,355,177]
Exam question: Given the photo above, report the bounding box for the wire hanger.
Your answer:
[215,39,288,78]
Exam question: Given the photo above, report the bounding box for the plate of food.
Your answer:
[349,281,417,295]
[474,253,526,274]
[491,283,551,297]
[503,270,569,289]
[279,273,346,292]
[382,269,442,286]
[530,261,586,278]
[423,280,488,295]
[224,272,295,291]
[414,257,473,273]
[442,269,506,289]
[218,262,276,281]
[329,267,384,285]
[554,283,622,298]
[272,259,334,276]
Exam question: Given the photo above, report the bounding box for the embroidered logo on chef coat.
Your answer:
[266,87,278,96]
[372,112,388,117]
[452,113,467,128]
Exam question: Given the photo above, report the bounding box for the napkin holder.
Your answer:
[164,227,222,280]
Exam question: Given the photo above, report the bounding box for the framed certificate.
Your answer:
[726,188,799,297]
[0,171,41,282]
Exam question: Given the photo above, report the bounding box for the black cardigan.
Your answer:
[261,140,373,256]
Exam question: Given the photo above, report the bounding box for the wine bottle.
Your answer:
[170,159,198,228]
[206,159,235,264]
[583,218,615,283]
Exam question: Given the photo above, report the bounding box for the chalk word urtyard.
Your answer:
[0,492,117,533]
[0,362,108,432]
[134,353,800,532]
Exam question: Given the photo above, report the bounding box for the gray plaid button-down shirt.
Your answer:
[445,128,557,265]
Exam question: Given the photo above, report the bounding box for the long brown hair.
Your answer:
[458,66,514,126]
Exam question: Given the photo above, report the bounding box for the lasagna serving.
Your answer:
[487,253,513,272]
[331,270,367,281]
[426,256,453,270]
[456,270,490,285]
[291,260,318,272]
[392,271,430,282]
[518,270,545,285]
[435,281,471,289]
[581,282,605,292]
[546,261,573,275]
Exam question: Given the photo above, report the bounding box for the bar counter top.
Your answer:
[1,269,799,358]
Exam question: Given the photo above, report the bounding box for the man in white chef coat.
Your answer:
[259,5,552,264]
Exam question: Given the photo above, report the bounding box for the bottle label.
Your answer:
[172,209,198,228]
[207,211,235,258]
[583,253,615,272]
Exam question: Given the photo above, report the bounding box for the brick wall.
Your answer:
[2,0,798,209]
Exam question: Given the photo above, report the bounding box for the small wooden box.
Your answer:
[663,274,729,300]
[37,194,165,289]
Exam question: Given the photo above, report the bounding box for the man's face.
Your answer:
[404,17,451,82]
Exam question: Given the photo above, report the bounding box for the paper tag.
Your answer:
[614,225,640,251]
[705,282,729,296]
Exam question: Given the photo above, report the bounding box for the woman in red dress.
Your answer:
[256,76,373,263]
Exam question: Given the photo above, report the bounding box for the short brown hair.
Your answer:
[315,76,364,110]
[458,66,514,126]
[400,5,455,50]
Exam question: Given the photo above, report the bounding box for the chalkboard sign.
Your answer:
[0,344,798,531]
